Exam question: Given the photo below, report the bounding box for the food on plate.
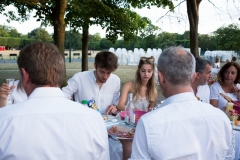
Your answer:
[108,125,135,138]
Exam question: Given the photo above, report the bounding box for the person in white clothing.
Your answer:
[107,56,157,114]
[0,80,27,107]
[210,62,240,109]
[0,42,109,160]
[191,57,212,103]
[123,46,233,159]
[62,51,120,114]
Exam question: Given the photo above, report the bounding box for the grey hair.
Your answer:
[195,57,212,73]
[157,46,195,86]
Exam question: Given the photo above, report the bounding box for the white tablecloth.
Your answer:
[234,126,240,160]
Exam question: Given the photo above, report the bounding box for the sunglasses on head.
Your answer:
[140,57,154,62]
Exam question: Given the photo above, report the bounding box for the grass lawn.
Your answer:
[0,62,163,96]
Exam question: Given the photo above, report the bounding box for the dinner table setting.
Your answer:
[103,110,146,160]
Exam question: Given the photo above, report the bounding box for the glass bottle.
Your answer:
[125,93,135,123]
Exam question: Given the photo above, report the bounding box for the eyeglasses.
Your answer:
[140,57,154,62]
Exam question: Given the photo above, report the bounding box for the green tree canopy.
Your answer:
[214,23,240,52]
[28,28,53,42]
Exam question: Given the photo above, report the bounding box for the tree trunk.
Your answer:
[82,23,89,71]
[53,0,67,86]
[186,0,201,57]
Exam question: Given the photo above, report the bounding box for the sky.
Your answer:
[0,0,239,37]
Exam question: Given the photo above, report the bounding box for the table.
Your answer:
[233,125,240,160]
[105,118,134,160]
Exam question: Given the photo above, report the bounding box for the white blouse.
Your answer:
[210,82,240,109]
[133,97,149,112]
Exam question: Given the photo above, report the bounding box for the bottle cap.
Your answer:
[82,100,88,105]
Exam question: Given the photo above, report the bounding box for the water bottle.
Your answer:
[125,93,135,123]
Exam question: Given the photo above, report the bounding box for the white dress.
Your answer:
[133,97,150,112]
[215,62,220,69]
[210,82,240,109]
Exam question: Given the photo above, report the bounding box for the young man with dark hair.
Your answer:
[62,51,120,114]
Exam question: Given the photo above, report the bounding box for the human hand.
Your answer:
[106,104,117,115]
[233,85,240,100]
[0,83,15,99]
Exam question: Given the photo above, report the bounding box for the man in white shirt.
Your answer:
[62,51,120,114]
[0,42,109,160]
[191,57,212,103]
[127,46,233,159]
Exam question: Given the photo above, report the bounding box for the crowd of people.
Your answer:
[0,42,239,159]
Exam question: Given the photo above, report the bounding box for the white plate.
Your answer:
[107,124,135,139]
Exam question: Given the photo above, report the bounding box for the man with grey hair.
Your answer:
[127,46,233,159]
[191,57,212,103]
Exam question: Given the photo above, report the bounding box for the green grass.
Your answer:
[0,62,162,96]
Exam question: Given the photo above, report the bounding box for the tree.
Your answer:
[66,0,152,71]
[28,28,53,42]
[214,23,240,51]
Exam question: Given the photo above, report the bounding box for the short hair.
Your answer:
[217,62,240,84]
[17,42,65,87]
[95,51,118,71]
[195,57,212,73]
[157,46,195,86]
[232,56,237,62]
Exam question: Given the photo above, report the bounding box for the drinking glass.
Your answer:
[6,78,15,93]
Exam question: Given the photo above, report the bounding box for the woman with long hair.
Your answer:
[117,56,158,112]
[210,62,240,109]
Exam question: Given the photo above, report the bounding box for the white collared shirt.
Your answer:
[130,92,233,160]
[0,87,110,160]
[6,80,27,106]
[62,70,120,114]
[191,85,210,103]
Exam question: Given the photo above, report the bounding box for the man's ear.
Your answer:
[21,68,30,85]
[158,71,165,85]
[192,72,197,83]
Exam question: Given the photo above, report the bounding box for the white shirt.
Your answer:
[0,87,109,160]
[62,70,120,114]
[6,80,27,105]
[191,85,210,103]
[210,82,240,109]
[130,92,233,160]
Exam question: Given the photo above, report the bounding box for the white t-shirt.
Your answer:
[6,80,27,106]
[192,85,210,103]
[130,92,232,160]
[62,70,120,114]
[215,62,220,69]
[210,82,240,109]
[0,87,109,160]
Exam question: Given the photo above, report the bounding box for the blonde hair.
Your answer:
[132,57,156,102]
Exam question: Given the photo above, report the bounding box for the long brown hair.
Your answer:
[132,57,156,102]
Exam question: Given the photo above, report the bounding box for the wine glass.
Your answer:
[6,78,15,93]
